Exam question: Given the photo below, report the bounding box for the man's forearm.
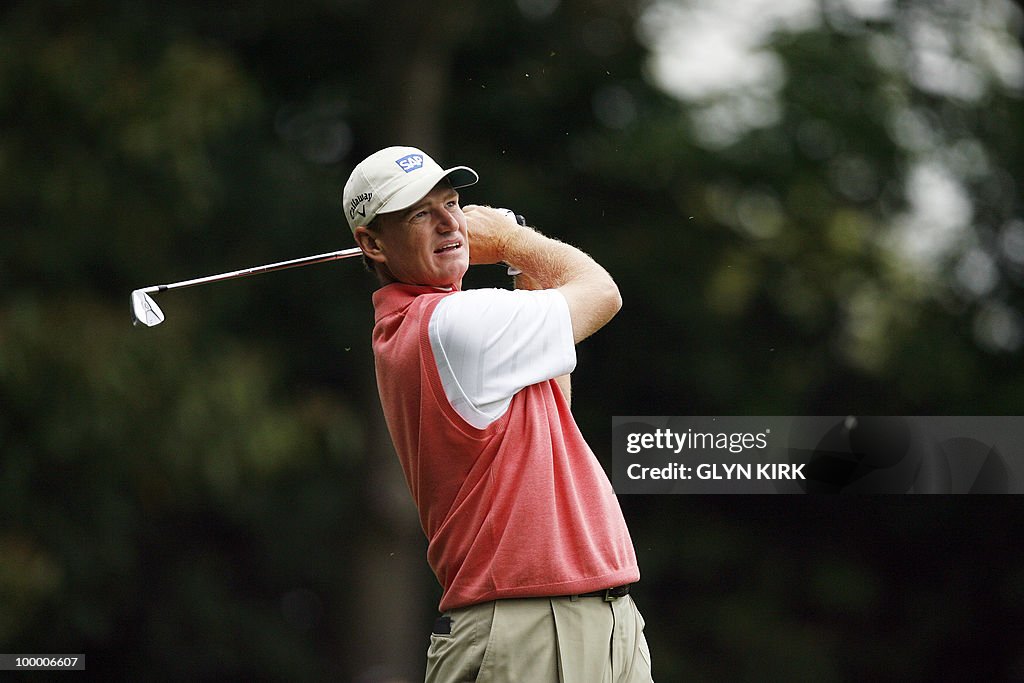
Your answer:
[501,228,594,290]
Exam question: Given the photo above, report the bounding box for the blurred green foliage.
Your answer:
[2,0,1023,680]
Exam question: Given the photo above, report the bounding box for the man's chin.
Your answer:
[417,268,467,289]
[434,262,469,286]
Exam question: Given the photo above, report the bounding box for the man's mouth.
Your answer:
[434,241,462,254]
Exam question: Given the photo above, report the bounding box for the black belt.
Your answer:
[574,584,631,601]
[432,586,634,634]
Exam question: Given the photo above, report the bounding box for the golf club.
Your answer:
[131,247,362,327]
[130,211,527,327]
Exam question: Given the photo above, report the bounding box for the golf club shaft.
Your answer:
[140,247,363,294]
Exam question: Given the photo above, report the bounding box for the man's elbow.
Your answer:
[610,283,623,315]
[600,277,623,322]
[560,271,622,342]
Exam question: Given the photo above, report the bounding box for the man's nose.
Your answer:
[436,209,458,231]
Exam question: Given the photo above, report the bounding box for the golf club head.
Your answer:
[131,289,165,327]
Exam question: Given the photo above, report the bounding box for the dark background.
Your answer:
[2,0,1024,679]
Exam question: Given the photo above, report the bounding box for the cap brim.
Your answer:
[378,166,479,216]
[445,166,479,189]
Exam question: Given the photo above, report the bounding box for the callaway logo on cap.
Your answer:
[342,146,478,233]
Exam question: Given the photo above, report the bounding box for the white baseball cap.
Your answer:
[342,146,478,233]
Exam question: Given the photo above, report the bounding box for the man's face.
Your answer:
[364,183,469,287]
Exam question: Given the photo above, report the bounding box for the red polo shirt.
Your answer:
[371,283,638,611]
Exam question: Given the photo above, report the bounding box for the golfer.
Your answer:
[344,146,652,682]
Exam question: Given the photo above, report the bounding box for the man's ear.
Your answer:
[353,225,386,265]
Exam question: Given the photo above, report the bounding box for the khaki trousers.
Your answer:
[425,594,653,683]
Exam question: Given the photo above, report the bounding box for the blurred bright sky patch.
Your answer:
[638,0,1024,351]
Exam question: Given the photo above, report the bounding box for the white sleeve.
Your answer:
[428,288,576,429]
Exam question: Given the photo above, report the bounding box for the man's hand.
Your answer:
[464,205,529,265]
